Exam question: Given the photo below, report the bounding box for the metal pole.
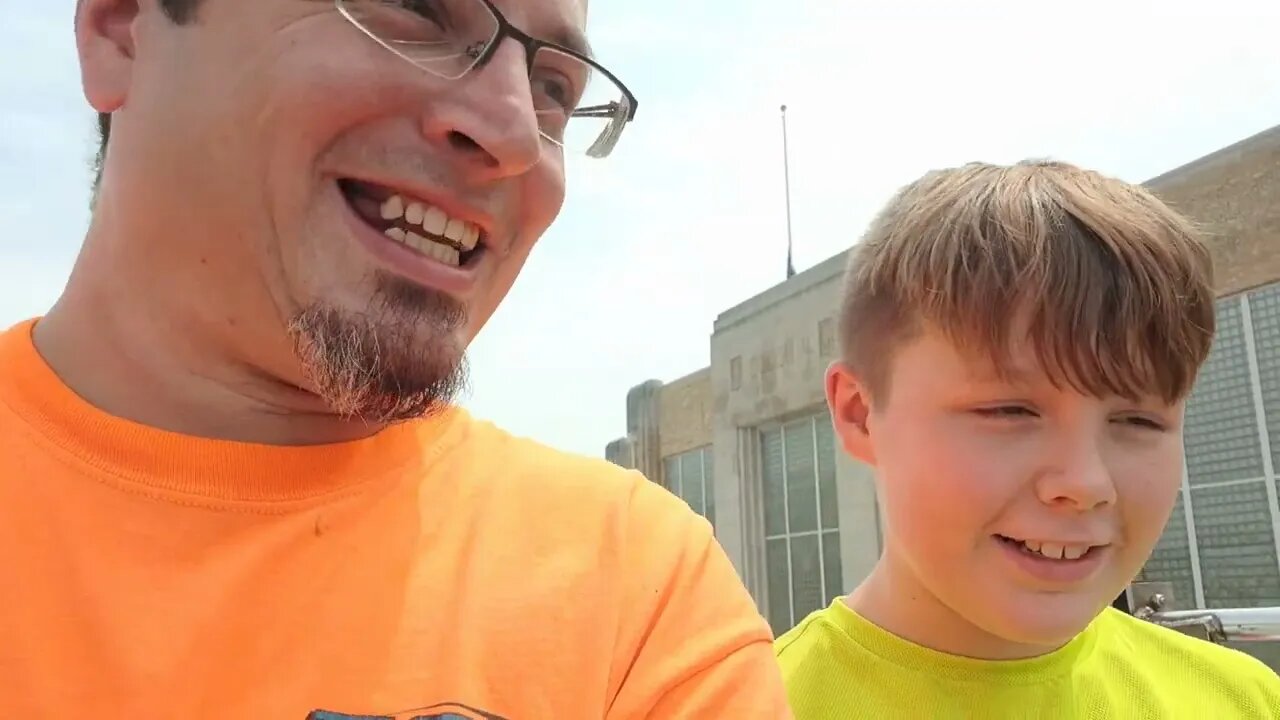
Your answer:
[1151,607,1280,644]
[781,104,796,278]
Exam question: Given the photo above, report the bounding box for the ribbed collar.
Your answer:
[824,598,1099,684]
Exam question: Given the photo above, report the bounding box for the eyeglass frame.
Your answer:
[334,0,639,157]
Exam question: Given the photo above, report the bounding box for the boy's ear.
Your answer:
[825,361,876,466]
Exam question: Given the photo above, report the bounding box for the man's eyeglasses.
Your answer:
[336,0,638,159]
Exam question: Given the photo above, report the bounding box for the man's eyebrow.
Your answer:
[547,25,593,60]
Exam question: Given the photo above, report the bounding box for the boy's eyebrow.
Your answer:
[952,344,1034,384]
[960,348,1173,402]
[965,365,1034,388]
[958,347,1064,390]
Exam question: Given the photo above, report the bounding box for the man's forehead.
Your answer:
[505,0,592,58]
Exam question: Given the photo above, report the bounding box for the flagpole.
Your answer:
[781,104,796,278]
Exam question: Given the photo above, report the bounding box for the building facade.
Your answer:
[607,126,1280,638]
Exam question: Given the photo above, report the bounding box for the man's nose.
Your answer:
[421,41,544,180]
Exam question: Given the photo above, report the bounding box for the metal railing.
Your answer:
[1129,583,1280,645]
[1147,607,1280,644]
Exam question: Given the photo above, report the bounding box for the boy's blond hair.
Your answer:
[840,160,1216,403]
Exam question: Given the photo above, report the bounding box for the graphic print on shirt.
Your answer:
[307,703,510,720]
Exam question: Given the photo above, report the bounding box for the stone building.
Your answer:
[606,125,1280,637]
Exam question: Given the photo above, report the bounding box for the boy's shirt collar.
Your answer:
[823,597,1100,684]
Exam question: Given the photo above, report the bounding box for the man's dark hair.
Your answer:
[91,0,203,199]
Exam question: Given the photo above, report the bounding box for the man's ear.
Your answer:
[825,360,876,466]
[76,0,141,115]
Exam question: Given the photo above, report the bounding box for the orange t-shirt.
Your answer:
[0,319,789,719]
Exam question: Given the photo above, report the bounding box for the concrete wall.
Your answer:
[604,370,714,485]
[658,368,713,459]
[604,437,635,470]
[615,380,663,481]
[707,252,881,606]
[1148,125,1280,297]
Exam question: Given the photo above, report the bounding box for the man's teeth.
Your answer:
[425,207,448,237]
[384,227,460,266]
[1020,539,1090,560]
[380,195,404,221]
[380,195,480,251]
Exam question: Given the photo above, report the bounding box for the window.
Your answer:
[1133,494,1196,610]
[1183,297,1279,607]
[762,413,842,636]
[664,446,716,529]
[1183,299,1265,486]
[730,356,743,391]
[1192,482,1280,607]
[1250,284,1280,470]
[1138,284,1280,610]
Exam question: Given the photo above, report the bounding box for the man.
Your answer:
[0,1,789,717]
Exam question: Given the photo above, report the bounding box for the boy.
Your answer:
[776,160,1280,718]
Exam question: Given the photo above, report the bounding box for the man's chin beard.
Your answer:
[286,274,470,425]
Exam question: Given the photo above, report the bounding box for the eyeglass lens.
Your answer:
[339,0,632,158]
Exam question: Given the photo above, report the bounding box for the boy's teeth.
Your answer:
[376,193,481,251]
[1019,539,1090,561]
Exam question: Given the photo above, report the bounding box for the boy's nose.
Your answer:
[1035,445,1118,511]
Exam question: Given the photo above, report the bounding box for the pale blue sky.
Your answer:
[2,0,1278,456]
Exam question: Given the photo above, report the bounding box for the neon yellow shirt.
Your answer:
[776,599,1280,719]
